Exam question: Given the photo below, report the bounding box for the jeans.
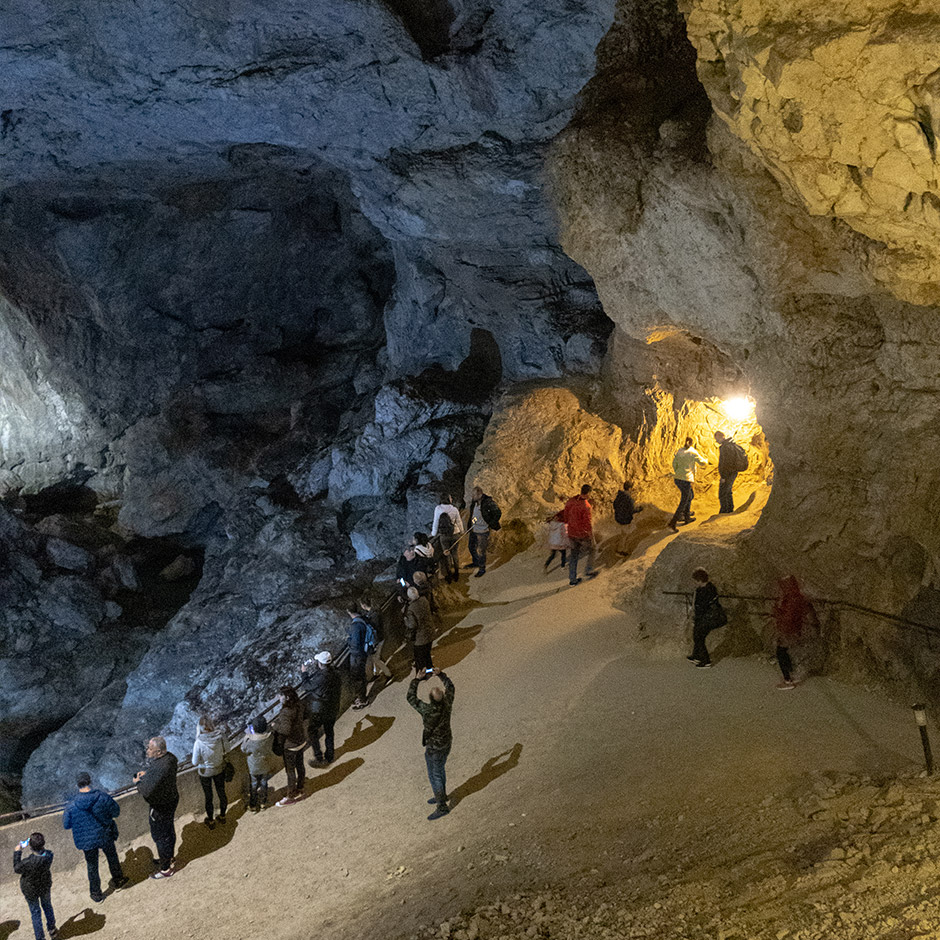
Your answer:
[84,840,124,896]
[308,715,336,762]
[545,549,567,568]
[248,774,269,807]
[568,537,595,583]
[671,479,694,525]
[413,643,433,671]
[718,472,738,513]
[776,645,793,681]
[468,530,489,570]
[284,747,306,795]
[691,618,711,665]
[349,653,367,700]
[199,771,228,820]
[425,744,451,803]
[25,890,55,940]
[437,537,460,581]
[149,803,178,870]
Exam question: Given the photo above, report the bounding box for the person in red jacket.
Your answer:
[563,484,597,586]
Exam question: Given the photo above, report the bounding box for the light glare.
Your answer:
[722,396,755,422]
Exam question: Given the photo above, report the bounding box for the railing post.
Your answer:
[913,704,934,776]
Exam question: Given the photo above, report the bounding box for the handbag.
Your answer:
[223,759,235,783]
[706,601,728,632]
[272,732,285,757]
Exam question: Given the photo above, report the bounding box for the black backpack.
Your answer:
[727,441,749,472]
[437,509,455,539]
[481,496,502,530]
[613,491,635,525]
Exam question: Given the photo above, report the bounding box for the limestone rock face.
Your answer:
[684,0,940,305]
[465,387,627,530]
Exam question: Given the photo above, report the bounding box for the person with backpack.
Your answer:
[63,771,127,902]
[612,481,643,555]
[13,833,58,940]
[668,438,708,531]
[301,650,343,766]
[360,595,392,684]
[688,568,726,668]
[564,484,597,586]
[242,714,275,810]
[466,485,501,578]
[431,494,464,583]
[191,715,228,828]
[715,431,748,513]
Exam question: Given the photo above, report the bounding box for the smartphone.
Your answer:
[399,578,407,587]
[425,667,434,674]
[19,839,29,849]
[247,724,254,735]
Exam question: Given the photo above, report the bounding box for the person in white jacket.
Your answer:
[431,494,464,583]
[668,437,708,531]
[192,715,228,828]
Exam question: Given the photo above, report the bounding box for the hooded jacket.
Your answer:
[192,728,226,777]
[242,731,276,777]
[63,788,121,850]
[13,848,53,901]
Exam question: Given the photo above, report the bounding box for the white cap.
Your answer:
[314,651,332,665]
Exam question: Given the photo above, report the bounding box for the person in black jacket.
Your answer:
[714,431,741,513]
[63,771,127,901]
[612,481,643,555]
[13,832,58,940]
[133,736,179,879]
[301,651,342,766]
[688,568,724,668]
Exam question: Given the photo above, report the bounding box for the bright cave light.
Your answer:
[721,396,755,423]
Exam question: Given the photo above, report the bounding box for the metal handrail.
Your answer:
[1,524,472,825]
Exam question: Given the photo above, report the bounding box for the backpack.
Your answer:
[613,491,635,525]
[727,441,749,472]
[437,508,455,539]
[364,620,378,651]
[481,496,502,530]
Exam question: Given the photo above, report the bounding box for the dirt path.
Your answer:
[0,539,925,940]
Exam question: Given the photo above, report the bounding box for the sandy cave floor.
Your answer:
[2,520,939,940]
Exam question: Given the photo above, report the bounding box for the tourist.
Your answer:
[688,568,726,668]
[13,832,57,940]
[431,493,463,583]
[715,431,747,513]
[668,438,708,531]
[271,686,307,806]
[544,507,569,570]
[242,714,275,810]
[192,715,228,828]
[466,485,501,577]
[564,484,597,586]
[133,736,179,879]
[772,576,818,690]
[301,651,342,766]
[407,668,456,820]
[360,596,392,684]
[405,585,434,673]
[413,532,436,577]
[413,569,438,613]
[396,545,420,587]
[63,771,127,902]
[346,605,369,709]
[612,481,643,554]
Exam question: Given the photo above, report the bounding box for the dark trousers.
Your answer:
[199,771,227,820]
[545,549,567,568]
[425,744,451,803]
[284,747,306,795]
[349,653,367,700]
[670,479,694,525]
[718,472,738,513]
[84,840,123,896]
[149,803,177,870]
[691,618,712,665]
[414,643,433,671]
[25,890,55,940]
[776,645,793,681]
[438,538,460,581]
[568,537,595,583]
[248,774,269,807]
[468,530,489,570]
[308,715,336,762]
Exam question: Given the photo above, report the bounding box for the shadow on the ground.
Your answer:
[175,801,246,870]
[0,921,19,940]
[337,716,395,757]
[432,623,484,670]
[120,845,157,886]
[450,743,523,808]
[304,757,364,798]
[58,909,106,937]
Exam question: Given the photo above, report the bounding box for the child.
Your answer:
[242,714,275,810]
[544,509,569,570]
[13,832,58,940]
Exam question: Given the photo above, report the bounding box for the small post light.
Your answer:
[912,703,933,776]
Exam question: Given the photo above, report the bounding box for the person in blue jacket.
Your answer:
[63,771,128,902]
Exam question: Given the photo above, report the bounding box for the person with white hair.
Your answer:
[405,585,434,673]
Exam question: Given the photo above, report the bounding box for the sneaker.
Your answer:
[667,521,678,532]
[585,571,598,579]
[695,661,713,668]
[112,876,129,890]
[309,757,327,768]
[352,699,367,710]
[276,796,298,807]
[218,815,226,824]
[686,655,700,663]
[474,569,485,577]
[204,817,215,829]
[428,803,451,820]
[90,891,104,903]
[569,578,582,586]
[776,680,797,691]
[150,867,175,879]
[49,931,60,940]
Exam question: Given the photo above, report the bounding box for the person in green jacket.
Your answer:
[407,669,455,820]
